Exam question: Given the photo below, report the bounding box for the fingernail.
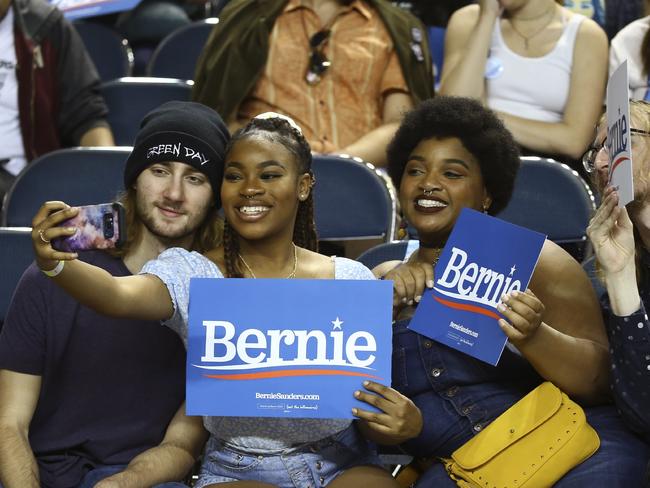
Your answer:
[352,408,358,415]
[497,303,506,312]
[408,299,414,306]
[501,294,509,302]
[426,280,434,288]
[415,295,422,303]
[511,290,519,297]
[363,380,369,387]
[68,227,77,233]
[354,390,361,397]
[401,297,408,304]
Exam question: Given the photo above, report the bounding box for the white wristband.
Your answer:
[41,260,65,277]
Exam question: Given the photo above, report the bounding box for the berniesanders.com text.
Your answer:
[255,392,320,401]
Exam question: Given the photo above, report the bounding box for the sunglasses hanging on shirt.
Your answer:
[306,29,331,85]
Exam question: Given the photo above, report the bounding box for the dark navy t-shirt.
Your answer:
[0,251,186,488]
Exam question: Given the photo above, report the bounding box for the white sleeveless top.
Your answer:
[486,14,585,123]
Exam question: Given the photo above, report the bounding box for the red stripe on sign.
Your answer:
[433,295,501,320]
[610,155,630,177]
[203,369,383,380]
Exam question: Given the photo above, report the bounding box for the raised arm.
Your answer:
[94,403,208,488]
[586,187,640,315]
[0,370,41,488]
[493,19,608,160]
[439,2,501,99]
[32,202,173,321]
[500,240,610,404]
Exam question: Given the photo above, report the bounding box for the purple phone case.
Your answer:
[51,203,124,252]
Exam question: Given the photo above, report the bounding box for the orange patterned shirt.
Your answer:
[238,0,409,153]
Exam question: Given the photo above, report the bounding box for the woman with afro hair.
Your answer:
[374,96,650,486]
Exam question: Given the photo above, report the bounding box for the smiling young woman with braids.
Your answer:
[29,112,422,488]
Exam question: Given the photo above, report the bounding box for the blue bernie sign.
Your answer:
[187,278,392,418]
[409,208,546,366]
[50,0,141,19]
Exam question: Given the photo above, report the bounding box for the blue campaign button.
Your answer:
[485,56,504,80]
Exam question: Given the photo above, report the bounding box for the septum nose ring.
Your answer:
[423,189,435,196]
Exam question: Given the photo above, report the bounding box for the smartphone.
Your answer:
[51,202,126,252]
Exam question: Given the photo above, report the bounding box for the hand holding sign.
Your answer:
[352,381,423,445]
[383,260,434,307]
[587,186,636,276]
[497,289,545,346]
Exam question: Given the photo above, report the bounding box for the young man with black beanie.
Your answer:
[0,101,229,488]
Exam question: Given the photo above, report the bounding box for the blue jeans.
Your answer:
[392,320,650,486]
[195,423,383,488]
[77,464,189,488]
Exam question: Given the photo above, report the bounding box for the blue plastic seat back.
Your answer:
[356,241,410,270]
[427,26,446,89]
[581,255,607,301]
[496,157,596,261]
[497,157,596,242]
[147,20,217,80]
[0,228,36,325]
[2,147,130,227]
[311,155,397,241]
[102,78,193,146]
[74,21,133,82]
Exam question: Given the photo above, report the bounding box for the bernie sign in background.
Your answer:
[187,279,392,418]
[50,0,141,19]
[408,208,546,365]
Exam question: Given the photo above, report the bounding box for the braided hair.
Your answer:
[223,116,318,278]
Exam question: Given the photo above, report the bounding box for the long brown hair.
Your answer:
[222,117,318,278]
[109,187,223,258]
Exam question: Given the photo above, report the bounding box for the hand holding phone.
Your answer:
[51,202,126,252]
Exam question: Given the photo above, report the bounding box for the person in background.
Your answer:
[439,0,607,171]
[192,0,434,167]
[610,14,650,100]
[0,101,228,488]
[0,0,114,203]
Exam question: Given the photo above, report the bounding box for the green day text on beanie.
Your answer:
[124,101,230,207]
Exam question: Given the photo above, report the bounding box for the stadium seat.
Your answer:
[1,147,131,227]
[356,241,414,270]
[427,26,445,89]
[74,21,133,82]
[582,255,607,301]
[0,227,35,326]
[312,155,397,242]
[102,77,193,145]
[147,19,218,80]
[497,157,596,261]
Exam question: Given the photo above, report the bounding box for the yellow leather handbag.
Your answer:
[443,382,600,488]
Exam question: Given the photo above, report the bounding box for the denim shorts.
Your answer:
[195,423,384,488]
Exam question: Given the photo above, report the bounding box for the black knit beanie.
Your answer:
[124,101,230,207]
